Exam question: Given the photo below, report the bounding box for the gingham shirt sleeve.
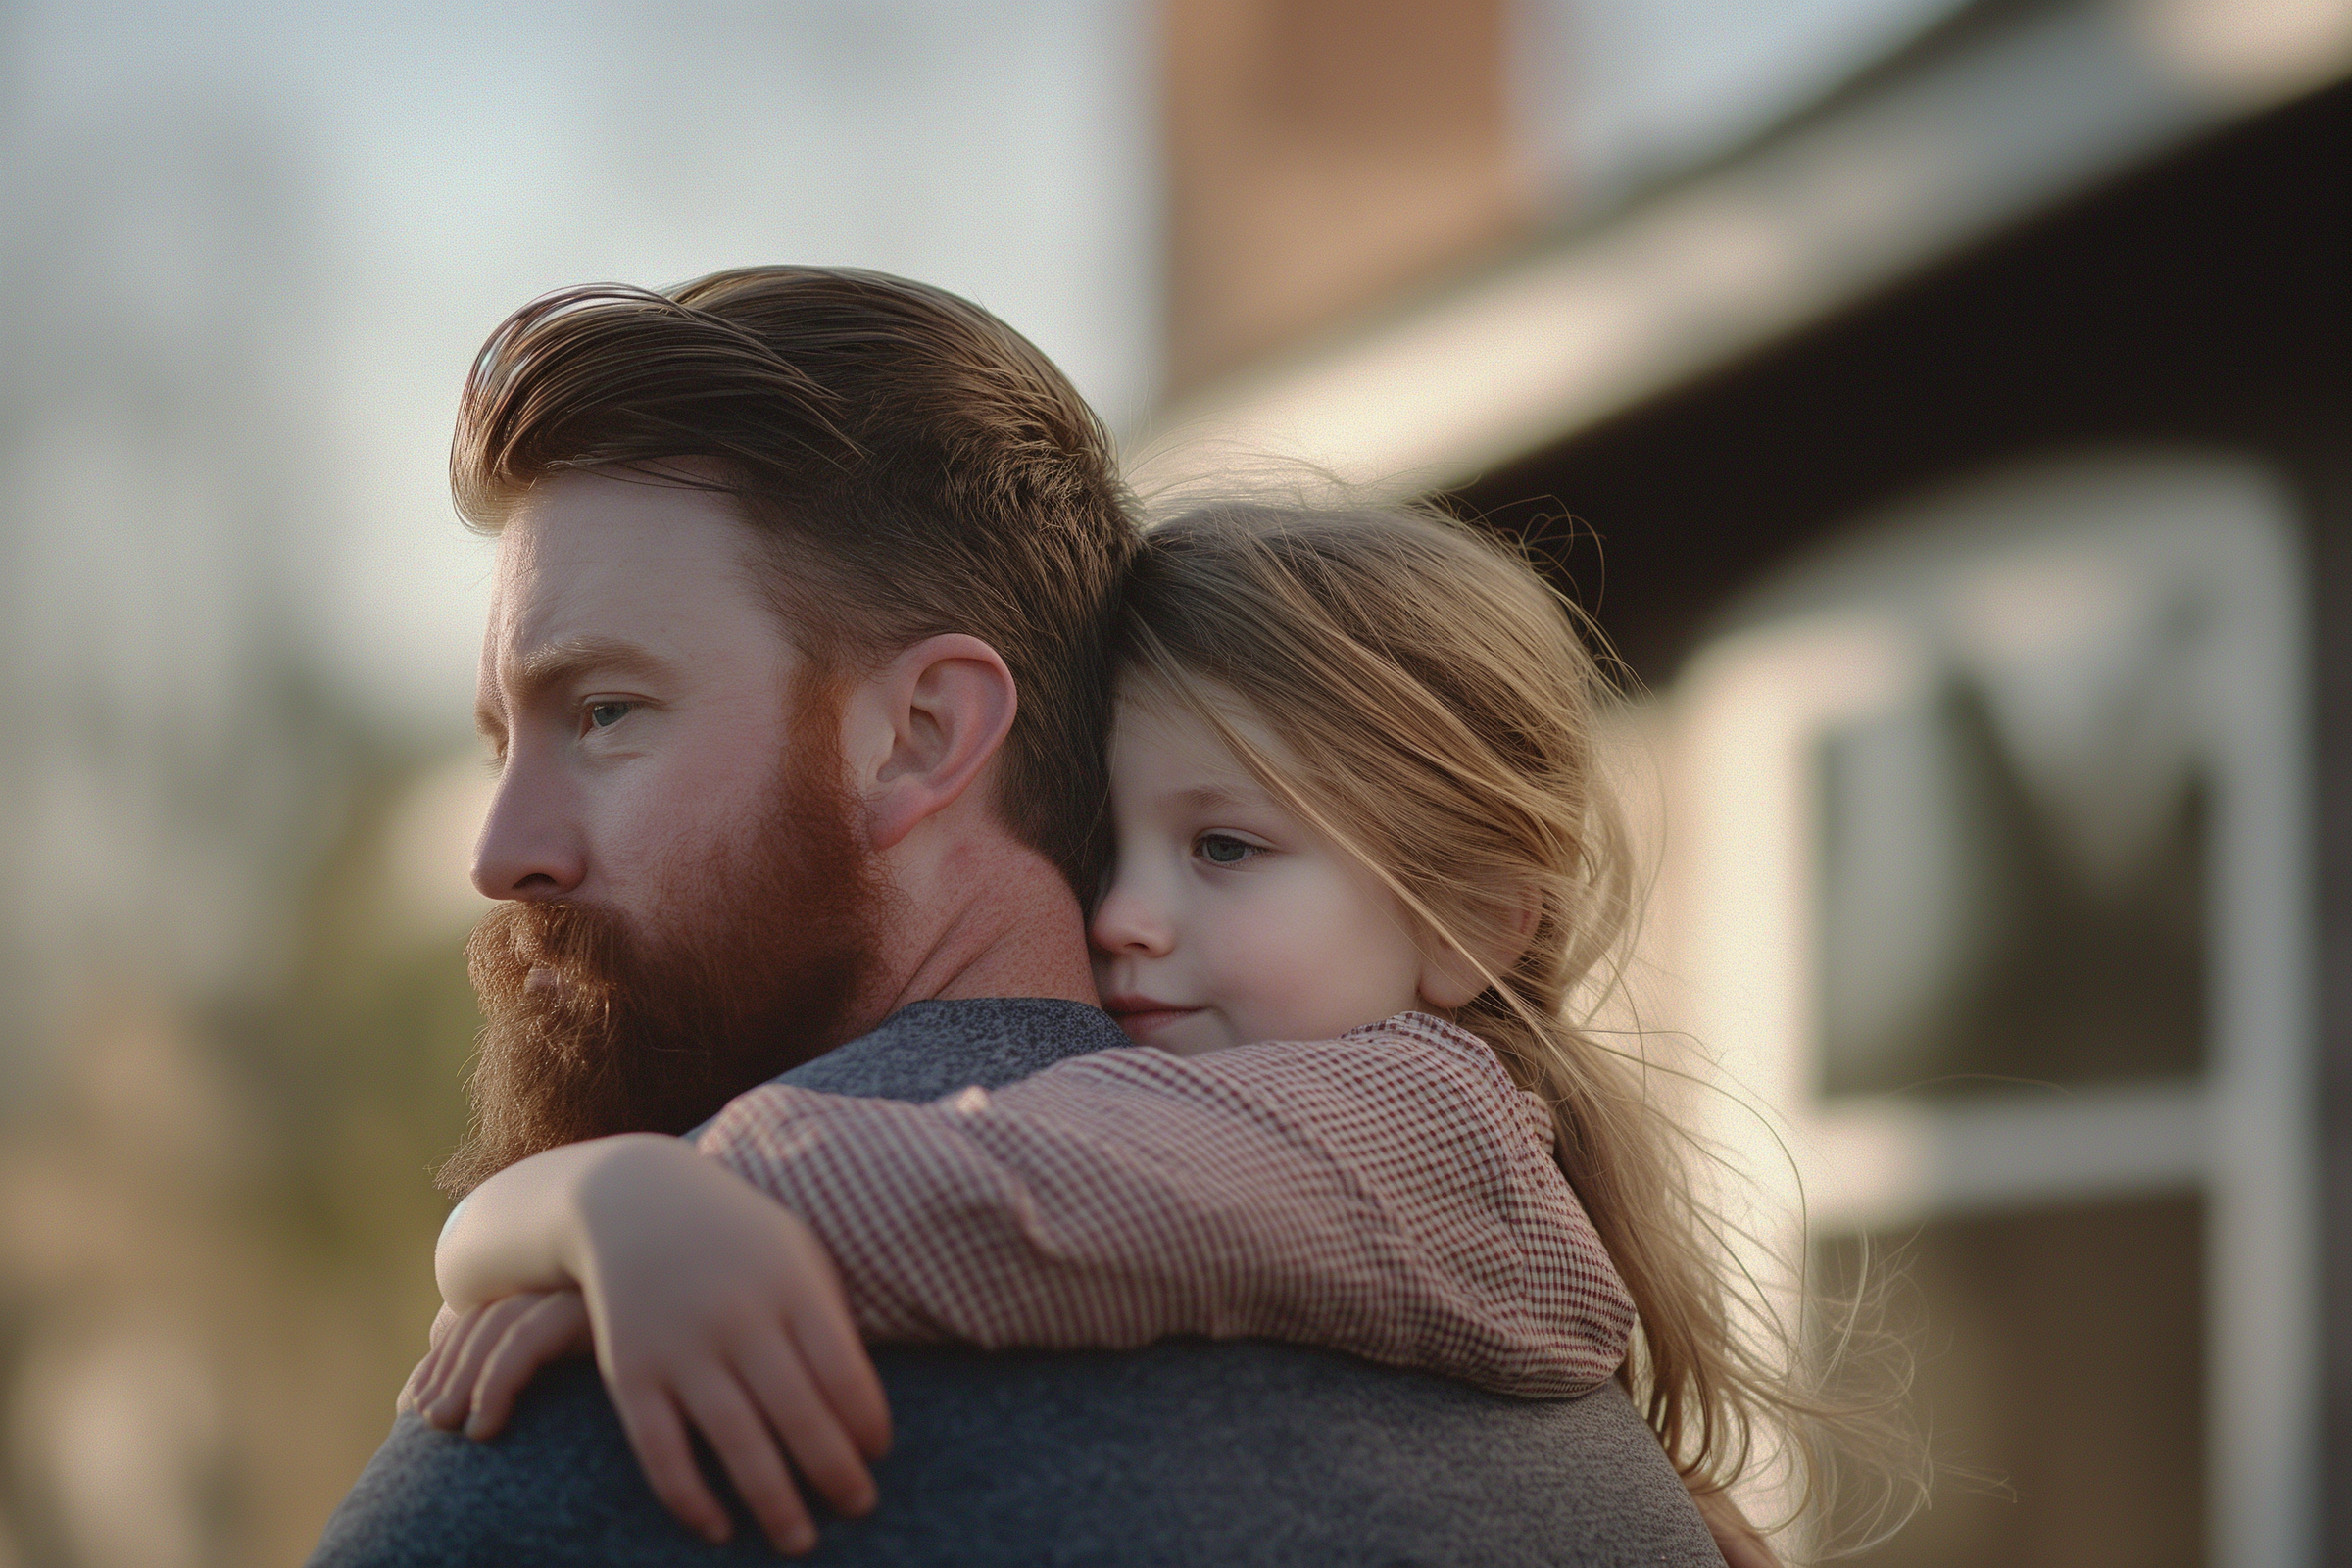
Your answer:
[695,1011,1634,1397]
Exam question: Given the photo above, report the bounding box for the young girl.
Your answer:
[413,502,1889,1563]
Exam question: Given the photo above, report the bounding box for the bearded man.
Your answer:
[307,267,1720,1566]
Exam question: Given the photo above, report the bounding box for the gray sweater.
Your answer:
[310,999,1719,1566]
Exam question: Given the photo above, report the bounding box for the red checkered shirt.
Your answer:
[695,1010,1635,1397]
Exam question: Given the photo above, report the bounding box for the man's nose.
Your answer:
[1088,871,1173,957]
[470,768,587,901]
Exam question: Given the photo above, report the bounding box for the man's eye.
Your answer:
[587,702,633,730]
[1196,833,1260,865]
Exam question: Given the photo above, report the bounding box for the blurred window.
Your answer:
[1821,1195,2207,1568]
[1809,559,2215,1098]
[1658,450,2313,1568]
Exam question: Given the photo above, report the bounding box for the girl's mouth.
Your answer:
[1103,999,1203,1043]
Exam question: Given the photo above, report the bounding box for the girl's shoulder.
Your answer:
[1320,1010,1523,1094]
[1338,1009,1496,1061]
[1335,1012,1552,1150]
[1104,1011,1507,1084]
[1036,1012,1523,1120]
[1007,1014,1552,1159]
[1222,1011,1534,1121]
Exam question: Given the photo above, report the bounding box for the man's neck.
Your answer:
[861,825,1098,1029]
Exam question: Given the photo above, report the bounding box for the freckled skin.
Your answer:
[1089,692,1437,1055]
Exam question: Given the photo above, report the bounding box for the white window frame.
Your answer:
[1655,450,2315,1568]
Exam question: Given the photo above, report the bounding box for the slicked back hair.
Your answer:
[453,267,1140,892]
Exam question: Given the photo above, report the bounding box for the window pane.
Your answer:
[1815,677,2206,1098]
[1825,1195,2205,1568]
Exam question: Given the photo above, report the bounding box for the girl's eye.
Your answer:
[1195,833,1261,866]
[587,701,633,730]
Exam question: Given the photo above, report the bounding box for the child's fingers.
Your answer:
[733,1329,877,1520]
[417,1302,499,1427]
[412,1310,487,1426]
[397,1344,442,1416]
[609,1372,737,1546]
[425,1297,534,1429]
[401,1311,465,1414]
[457,1294,560,1437]
[674,1365,819,1555]
[786,1292,892,1461]
[465,1292,591,1440]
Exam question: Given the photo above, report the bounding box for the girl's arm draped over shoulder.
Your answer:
[428,1134,891,1554]
[698,1011,1636,1397]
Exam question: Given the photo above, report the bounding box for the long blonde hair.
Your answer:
[1118,500,1916,1548]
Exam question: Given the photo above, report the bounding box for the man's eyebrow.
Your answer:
[502,636,673,707]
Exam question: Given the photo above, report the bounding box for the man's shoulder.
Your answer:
[779,997,1127,1102]
[312,1345,1719,1566]
[857,1341,1716,1564]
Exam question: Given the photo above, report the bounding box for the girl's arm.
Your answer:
[426,1132,891,1556]
[434,1014,1628,1400]
[423,1012,1638,1555]
[699,1011,1636,1397]
[433,1137,616,1310]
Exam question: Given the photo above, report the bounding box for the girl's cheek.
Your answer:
[1214,917,1295,1009]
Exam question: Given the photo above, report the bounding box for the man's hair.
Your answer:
[452,267,1139,891]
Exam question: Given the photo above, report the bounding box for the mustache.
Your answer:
[470,900,620,1004]
[437,901,655,1198]
[465,901,640,1061]
[466,898,703,1033]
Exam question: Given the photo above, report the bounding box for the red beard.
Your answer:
[436,699,892,1196]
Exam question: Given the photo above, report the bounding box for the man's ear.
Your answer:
[1415,883,1543,1011]
[853,634,1018,853]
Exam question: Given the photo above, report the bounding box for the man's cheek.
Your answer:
[591,787,726,893]
[578,829,658,910]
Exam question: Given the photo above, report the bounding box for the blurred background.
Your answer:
[1,0,2346,1563]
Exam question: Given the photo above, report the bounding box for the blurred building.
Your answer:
[4,1,2346,1565]
[1140,1,2351,1565]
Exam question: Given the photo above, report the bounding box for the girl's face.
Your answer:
[1090,689,1436,1054]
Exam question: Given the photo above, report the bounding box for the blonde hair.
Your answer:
[1118,500,1917,1550]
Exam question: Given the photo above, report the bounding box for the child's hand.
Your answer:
[394,1302,462,1414]
[401,1290,592,1436]
[395,1304,457,1415]
[564,1136,892,1556]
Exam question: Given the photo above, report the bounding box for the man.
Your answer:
[309,267,1721,1565]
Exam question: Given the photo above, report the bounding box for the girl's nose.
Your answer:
[1089,871,1173,957]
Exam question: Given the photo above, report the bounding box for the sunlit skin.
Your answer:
[471,473,808,918]
[469,467,1094,1027]
[1090,690,1478,1055]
